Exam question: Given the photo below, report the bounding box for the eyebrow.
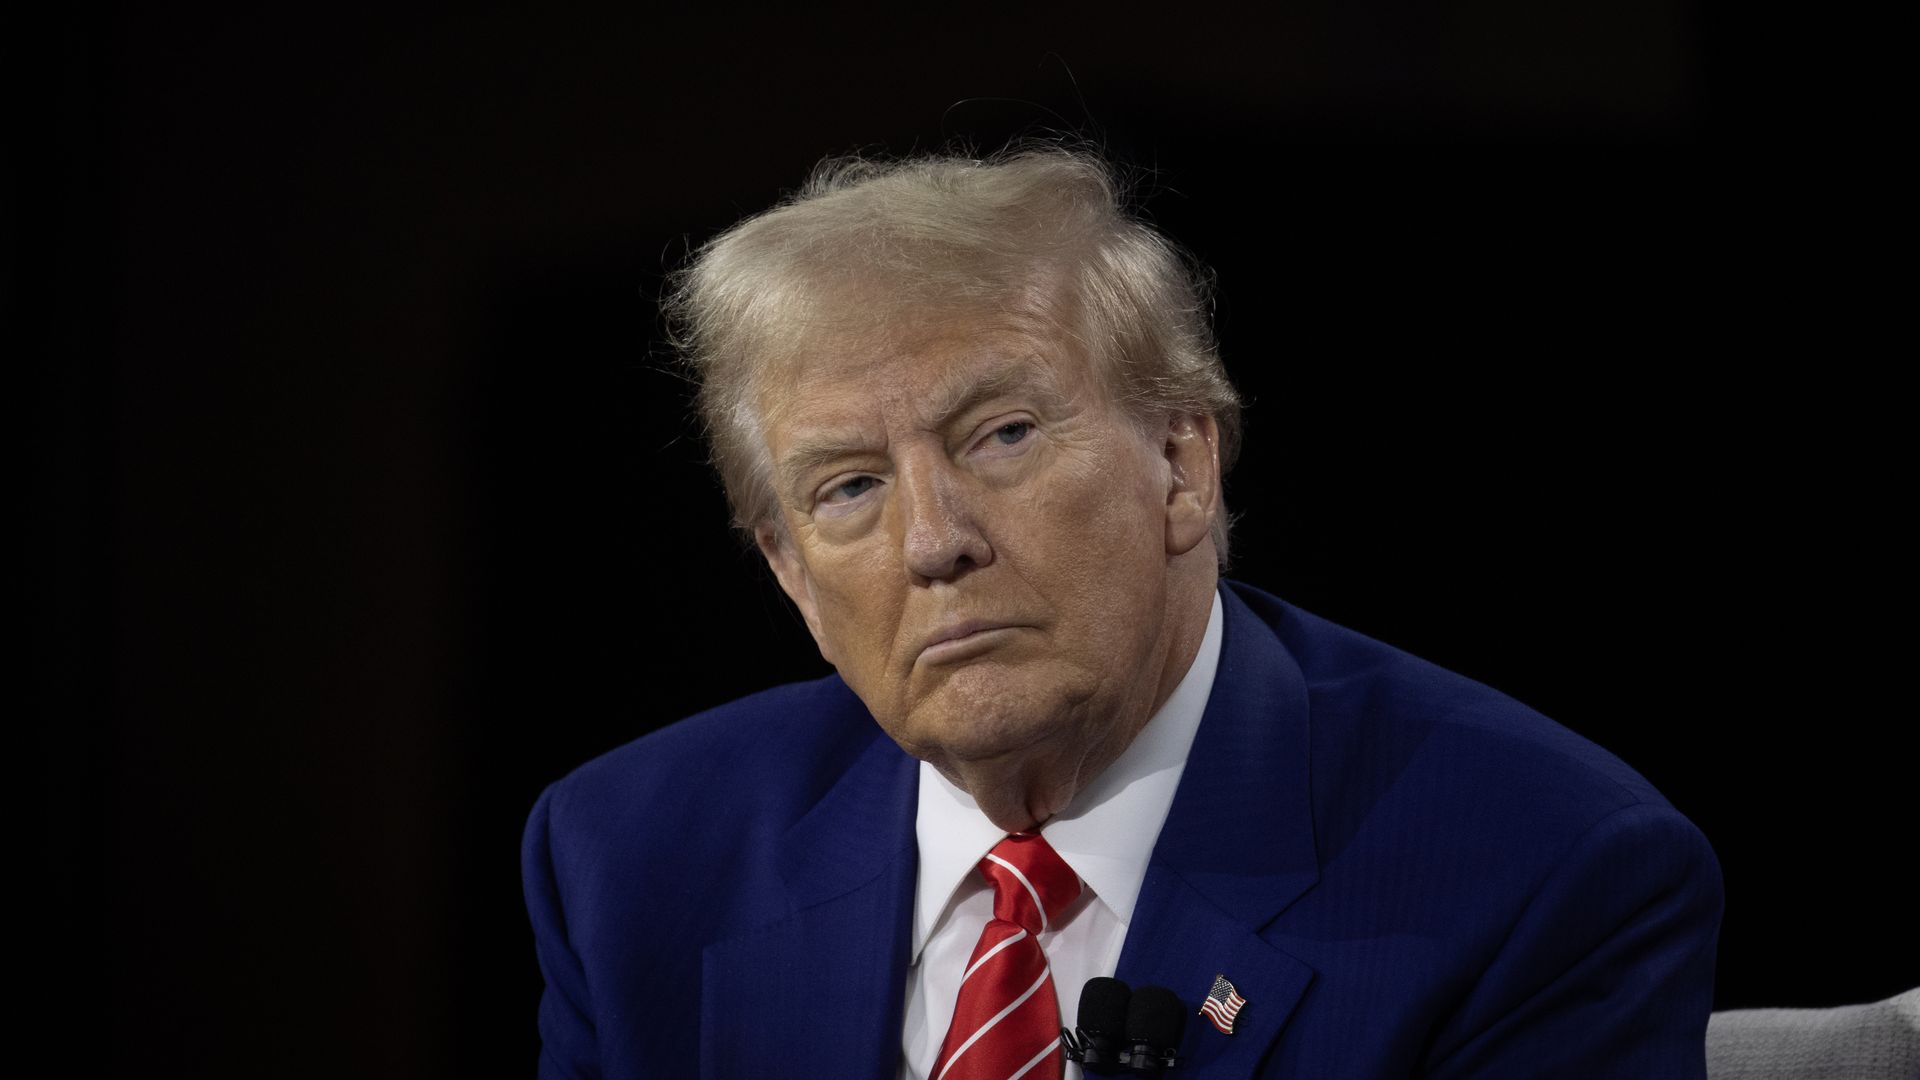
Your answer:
[772,356,1074,502]
[922,358,1072,432]
[773,435,876,504]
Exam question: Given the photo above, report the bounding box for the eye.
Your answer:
[820,475,879,505]
[969,418,1037,462]
[992,421,1033,446]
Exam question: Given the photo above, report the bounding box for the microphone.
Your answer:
[1060,976,1131,1071]
[1061,978,1186,1074]
[1122,985,1186,1076]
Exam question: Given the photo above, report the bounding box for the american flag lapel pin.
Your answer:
[1199,973,1247,1034]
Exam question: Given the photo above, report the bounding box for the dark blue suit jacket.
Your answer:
[524,581,1723,1078]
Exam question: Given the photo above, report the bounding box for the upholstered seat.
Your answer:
[1706,988,1919,1080]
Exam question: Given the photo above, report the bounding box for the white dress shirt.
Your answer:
[899,591,1224,1080]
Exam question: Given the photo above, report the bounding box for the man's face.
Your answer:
[755,308,1205,792]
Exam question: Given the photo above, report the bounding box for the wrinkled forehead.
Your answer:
[748,283,1108,432]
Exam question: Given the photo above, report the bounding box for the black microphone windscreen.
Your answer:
[1126,985,1187,1048]
[1078,977,1131,1037]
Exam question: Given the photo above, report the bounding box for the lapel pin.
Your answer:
[1199,973,1247,1034]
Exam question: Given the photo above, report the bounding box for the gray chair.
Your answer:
[1706,987,1920,1079]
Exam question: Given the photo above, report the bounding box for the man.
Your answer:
[523,148,1723,1079]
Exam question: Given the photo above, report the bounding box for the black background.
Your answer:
[26,2,1912,1077]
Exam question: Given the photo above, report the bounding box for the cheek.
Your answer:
[1055,445,1165,555]
[1012,445,1168,612]
[808,550,908,673]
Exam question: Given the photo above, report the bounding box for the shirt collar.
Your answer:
[909,590,1224,961]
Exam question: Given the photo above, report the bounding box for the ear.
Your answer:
[755,524,835,663]
[1162,412,1221,558]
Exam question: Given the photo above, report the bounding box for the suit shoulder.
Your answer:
[539,674,882,843]
[1227,580,1679,834]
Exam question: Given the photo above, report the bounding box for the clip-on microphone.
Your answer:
[1061,977,1185,1075]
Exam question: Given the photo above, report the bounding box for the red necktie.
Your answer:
[931,832,1083,1080]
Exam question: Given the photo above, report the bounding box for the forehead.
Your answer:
[756,310,1100,436]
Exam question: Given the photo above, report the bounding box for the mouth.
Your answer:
[915,620,1027,667]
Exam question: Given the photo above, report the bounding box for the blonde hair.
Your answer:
[663,146,1243,560]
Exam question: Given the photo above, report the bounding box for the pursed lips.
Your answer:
[914,619,1025,666]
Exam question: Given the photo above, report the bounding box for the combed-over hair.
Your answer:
[663,146,1243,561]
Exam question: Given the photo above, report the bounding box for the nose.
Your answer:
[896,452,993,583]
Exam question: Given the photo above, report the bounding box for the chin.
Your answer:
[899,667,1085,765]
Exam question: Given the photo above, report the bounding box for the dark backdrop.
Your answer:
[28,3,1912,1077]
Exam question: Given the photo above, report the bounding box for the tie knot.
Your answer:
[979,833,1081,936]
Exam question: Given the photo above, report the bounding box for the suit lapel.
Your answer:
[700,715,919,1080]
[1115,585,1321,1077]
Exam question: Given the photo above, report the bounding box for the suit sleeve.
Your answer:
[1422,801,1725,1080]
[524,783,602,1080]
